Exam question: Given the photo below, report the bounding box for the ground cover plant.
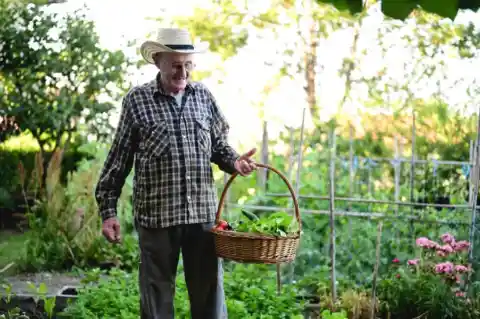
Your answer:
[60,265,305,319]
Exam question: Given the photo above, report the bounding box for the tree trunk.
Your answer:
[303,0,319,122]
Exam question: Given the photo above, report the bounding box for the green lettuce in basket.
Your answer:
[230,210,300,237]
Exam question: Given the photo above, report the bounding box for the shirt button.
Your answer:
[186,175,190,180]
[183,135,187,139]
[187,196,191,201]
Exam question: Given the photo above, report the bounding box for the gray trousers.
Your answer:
[136,221,227,319]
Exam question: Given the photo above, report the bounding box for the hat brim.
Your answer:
[140,41,207,64]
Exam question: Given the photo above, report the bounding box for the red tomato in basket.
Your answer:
[216,220,228,231]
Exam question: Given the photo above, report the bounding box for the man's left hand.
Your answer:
[234,148,257,176]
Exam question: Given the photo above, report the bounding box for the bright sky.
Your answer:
[44,0,480,151]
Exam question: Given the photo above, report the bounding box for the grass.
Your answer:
[0,230,28,276]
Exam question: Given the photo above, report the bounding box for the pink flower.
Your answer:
[416,237,430,247]
[395,274,401,279]
[453,240,470,252]
[455,265,470,273]
[392,258,400,263]
[416,237,439,249]
[438,244,454,255]
[435,262,454,274]
[441,233,456,245]
[407,259,419,266]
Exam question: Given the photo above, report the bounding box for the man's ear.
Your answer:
[153,52,163,68]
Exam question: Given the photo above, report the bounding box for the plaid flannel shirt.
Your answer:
[95,73,239,228]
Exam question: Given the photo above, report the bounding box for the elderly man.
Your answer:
[95,28,256,319]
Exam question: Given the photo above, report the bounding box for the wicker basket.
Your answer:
[211,163,301,264]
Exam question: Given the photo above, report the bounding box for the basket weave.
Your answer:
[211,163,301,264]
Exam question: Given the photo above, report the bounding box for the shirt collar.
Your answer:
[149,72,194,97]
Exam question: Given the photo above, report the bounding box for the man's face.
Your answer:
[156,52,194,93]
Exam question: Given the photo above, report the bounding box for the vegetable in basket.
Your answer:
[214,220,233,231]
[215,210,299,237]
[241,209,260,221]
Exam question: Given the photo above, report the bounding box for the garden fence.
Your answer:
[221,107,480,310]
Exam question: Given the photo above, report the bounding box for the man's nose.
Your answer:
[180,67,187,78]
[175,66,187,78]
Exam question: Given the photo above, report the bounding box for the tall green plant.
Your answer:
[18,143,138,272]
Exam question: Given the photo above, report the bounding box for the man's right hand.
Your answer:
[102,217,121,243]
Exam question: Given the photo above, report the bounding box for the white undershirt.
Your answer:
[171,91,184,108]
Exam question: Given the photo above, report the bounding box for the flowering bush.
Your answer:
[411,233,471,293]
[377,233,480,319]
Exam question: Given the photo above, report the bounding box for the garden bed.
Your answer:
[0,286,77,319]
[0,272,81,296]
[0,272,82,318]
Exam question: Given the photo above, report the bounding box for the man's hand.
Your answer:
[102,217,121,243]
[234,148,257,176]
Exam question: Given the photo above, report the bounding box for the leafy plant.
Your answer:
[0,282,57,319]
[63,264,304,318]
[227,210,300,236]
[59,268,139,319]
[18,145,138,272]
[317,288,376,319]
[320,309,348,319]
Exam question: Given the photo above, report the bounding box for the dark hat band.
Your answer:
[165,44,195,50]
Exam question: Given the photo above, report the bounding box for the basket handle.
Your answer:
[215,163,301,232]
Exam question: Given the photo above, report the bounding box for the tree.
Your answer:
[0,0,132,184]
[319,0,480,21]
[168,0,356,123]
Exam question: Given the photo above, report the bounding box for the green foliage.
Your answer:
[419,0,459,21]
[378,269,476,318]
[320,309,348,319]
[17,143,138,273]
[62,265,304,319]
[230,211,300,236]
[173,0,249,60]
[59,268,139,319]
[318,0,480,20]
[0,0,131,179]
[225,107,475,294]
[0,145,88,206]
[381,0,417,20]
[377,234,478,318]
[1,281,57,319]
[170,0,311,64]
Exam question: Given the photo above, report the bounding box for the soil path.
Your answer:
[1,272,82,295]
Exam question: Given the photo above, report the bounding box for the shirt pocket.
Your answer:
[139,122,170,159]
[195,118,212,155]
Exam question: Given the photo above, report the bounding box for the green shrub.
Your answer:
[378,270,475,318]
[18,143,137,272]
[61,265,304,319]
[377,234,479,318]
[0,146,89,208]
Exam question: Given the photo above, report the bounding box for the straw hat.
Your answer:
[140,28,207,64]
